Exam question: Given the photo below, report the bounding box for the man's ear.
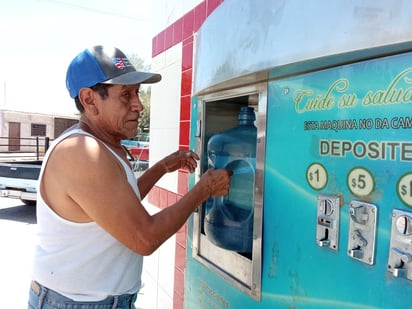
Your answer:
[78,88,98,114]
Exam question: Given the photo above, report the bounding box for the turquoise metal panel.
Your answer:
[186,52,412,308]
[263,51,412,308]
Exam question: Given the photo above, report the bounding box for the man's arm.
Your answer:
[137,150,199,199]
[42,135,230,256]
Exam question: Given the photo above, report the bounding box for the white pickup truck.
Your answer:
[0,160,41,205]
[0,147,144,205]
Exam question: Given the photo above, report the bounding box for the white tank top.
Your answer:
[31,128,143,301]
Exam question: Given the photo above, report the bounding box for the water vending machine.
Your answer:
[185,0,412,308]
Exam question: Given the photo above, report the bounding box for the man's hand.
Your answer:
[163,150,199,173]
[197,168,233,197]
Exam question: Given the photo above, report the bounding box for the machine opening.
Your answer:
[191,83,266,300]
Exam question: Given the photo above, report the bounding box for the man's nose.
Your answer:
[131,95,144,112]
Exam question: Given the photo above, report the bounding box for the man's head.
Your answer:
[66,46,161,100]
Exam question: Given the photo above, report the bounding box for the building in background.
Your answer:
[0,109,78,152]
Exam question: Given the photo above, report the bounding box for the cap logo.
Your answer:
[112,57,126,69]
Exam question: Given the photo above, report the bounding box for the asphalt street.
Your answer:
[0,198,36,308]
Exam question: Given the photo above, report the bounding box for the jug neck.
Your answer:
[238,107,256,126]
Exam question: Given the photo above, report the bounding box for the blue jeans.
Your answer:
[28,281,137,309]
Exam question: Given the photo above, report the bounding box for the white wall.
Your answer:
[150,44,183,193]
[136,204,176,309]
[140,2,203,308]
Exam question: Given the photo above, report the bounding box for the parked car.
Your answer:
[121,133,150,162]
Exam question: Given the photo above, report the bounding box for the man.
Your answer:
[28,46,231,308]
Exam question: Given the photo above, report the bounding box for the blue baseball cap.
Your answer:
[66,46,162,98]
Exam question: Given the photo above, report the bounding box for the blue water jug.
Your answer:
[204,106,257,252]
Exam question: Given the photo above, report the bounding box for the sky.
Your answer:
[0,0,153,116]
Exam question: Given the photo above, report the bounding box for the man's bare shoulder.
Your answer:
[54,134,101,157]
[41,133,128,222]
[46,134,121,181]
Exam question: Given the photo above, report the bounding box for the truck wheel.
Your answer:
[21,199,36,206]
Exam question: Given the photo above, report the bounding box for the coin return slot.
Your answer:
[316,194,340,251]
[347,201,377,265]
[387,209,412,281]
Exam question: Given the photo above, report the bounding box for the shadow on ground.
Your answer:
[0,204,36,224]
